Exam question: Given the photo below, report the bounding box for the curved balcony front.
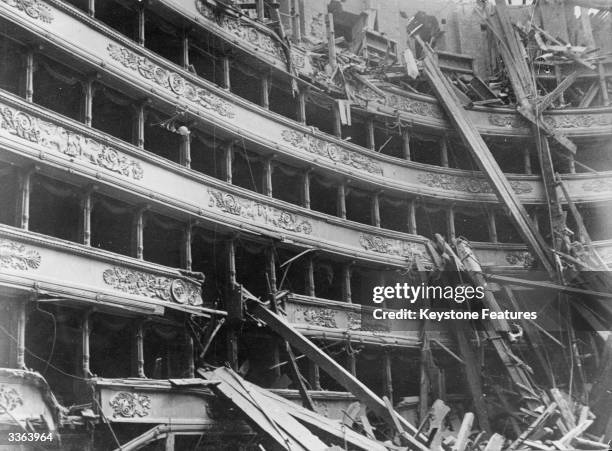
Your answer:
[1,1,612,207]
[2,89,612,270]
[156,0,612,139]
[0,225,216,316]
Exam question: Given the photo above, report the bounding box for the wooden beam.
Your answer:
[252,304,430,450]
[578,81,599,108]
[536,72,578,115]
[487,274,612,299]
[503,286,555,386]
[453,323,491,433]
[453,412,474,451]
[285,341,316,411]
[199,367,328,451]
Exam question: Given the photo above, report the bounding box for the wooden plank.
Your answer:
[417,38,556,277]
[509,402,558,450]
[453,322,491,433]
[484,433,505,451]
[503,286,555,386]
[284,341,316,411]
[554,419,593,447]
[258,379,389,451]
[252,303,430,450]
[199,367,327,451]
[536,72,578,115]
[552,390,577,431]
[453,412,474,451]
[578,81,600,107]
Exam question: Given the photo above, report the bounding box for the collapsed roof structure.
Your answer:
[0,0,611,449]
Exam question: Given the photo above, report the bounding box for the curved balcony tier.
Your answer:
[0,225,220,317]
[1,1,612,204]
[154,0,612,139]
[2,91,612,269]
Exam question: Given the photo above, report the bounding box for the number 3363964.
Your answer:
[8,432,54,442]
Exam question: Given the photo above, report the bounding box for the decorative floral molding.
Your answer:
[194,1,285,62]
[102,267,203,305]
[208,189,313,235]
[0,385,23,414]
[505,251,535,268]
[489,113,612,129]
[281,130,383,175]
[582,179,612,192]
[347,311,362,331]
[359,234,430,262]
[296,306,338,328]
[386,94,445,120]
[109,392,151,418]
[0,240,41,271]
[543,114,612,129]
[107,44,235,119]
[487,114,527,129]
[1,0,53,23]
[0,104,144,180]
[417,173,533,195]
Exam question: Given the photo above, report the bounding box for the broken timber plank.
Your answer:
[550,389,577,431]
[252,303,430,451]
[258,383,388,451]
[503,286,555,386]
[417,38,556,277]
[453,412,474,451]
[484,433,505,451]
[284,341,316,411]
[536,72,578,115]
[199,366,328,451]
[509,402,558,450]
[453,321,491,433]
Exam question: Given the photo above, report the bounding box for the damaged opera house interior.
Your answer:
[1,0,612,449]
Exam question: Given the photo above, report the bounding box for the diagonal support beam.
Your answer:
[417,41,556,277]
[252,303,430,451]
[536,71,578,115]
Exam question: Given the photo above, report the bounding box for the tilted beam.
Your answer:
[252,303,430,451]
[417,41,556,277]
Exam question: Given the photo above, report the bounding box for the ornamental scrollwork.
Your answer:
[297,306,338,328]
[488,112,612,129]
[582,179,612,192]
[347,312,362,331]
[487,114,527,129]
[107,44,235,119]
[194,1,286,62]
[207,189,313,235]
[417,173,533,195]
[0,240,41,271]
[1,0,53,23]
[0,104,143,180]
[505,252,535,268]
[281,129,383,175]
[542,114,612,129]
[359,234,430,262]
[386,94,445,120]
[0,385,23,414]
[109,392,151,418]
[102,267,203,306]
